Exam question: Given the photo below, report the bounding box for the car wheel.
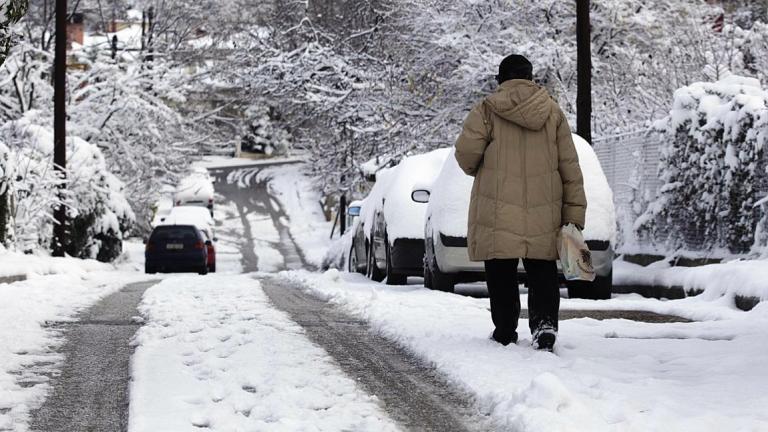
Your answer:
[385,239,407,285]
[145,263,156,274]
[209,263,216,273]
[348,245,358,273]
[424,237,454,292]
[367,244,385,282]
[430,260,455,293]
[566,271,612,300]
[198,265,208,276]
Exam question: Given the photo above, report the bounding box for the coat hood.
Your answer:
[484,80,553,131]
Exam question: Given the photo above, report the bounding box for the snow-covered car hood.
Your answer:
[428,134,616,243]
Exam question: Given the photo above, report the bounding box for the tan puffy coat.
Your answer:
[455,79,586,261]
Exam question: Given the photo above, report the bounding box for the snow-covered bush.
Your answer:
[637,75,768,254]
[0,0,27,66]
[241,105,292,156]
[2,112,135,260]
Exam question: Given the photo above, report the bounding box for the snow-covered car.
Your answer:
[159,206,217,272]
[349,148,451,284]
[173,170,215,215]
[413,134,616,298]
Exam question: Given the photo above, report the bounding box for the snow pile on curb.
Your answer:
[0,247,111,278]
[615,258,768,301]
[280,270,768,432]
[129,275,399,432]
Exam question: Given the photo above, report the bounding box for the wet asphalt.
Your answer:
[28,280,157,432]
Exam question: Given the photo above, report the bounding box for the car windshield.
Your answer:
[150,226,199,242]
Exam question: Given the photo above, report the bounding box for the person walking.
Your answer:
[454,54,587,350]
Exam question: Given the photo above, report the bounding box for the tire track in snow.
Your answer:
[261,276,494,432]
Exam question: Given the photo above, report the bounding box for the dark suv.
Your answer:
[145,225,209,274]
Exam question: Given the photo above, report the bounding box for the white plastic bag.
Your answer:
[557,223,596,282]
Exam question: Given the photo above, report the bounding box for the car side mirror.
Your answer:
[347,206,361,217]
[411,189,431,203]
[205,240,212,246]
[212,237,218,242]
[142,238,148,244]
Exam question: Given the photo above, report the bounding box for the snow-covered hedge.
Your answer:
[637,75,768,254]
[1,112,135,261]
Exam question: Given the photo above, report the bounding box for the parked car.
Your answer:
[201,230,217,273]
[413,134,616,299]
[173,169,215,215]
[145,225,209,274]
[160,206,217,272]
[346,200,366,274]
[349,149,451,284]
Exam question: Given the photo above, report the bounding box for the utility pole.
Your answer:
[576,0,592,144]
[52,0,67,256]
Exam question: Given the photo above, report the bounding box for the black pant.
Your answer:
[484,259,560,340]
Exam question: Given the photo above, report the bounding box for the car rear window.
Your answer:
[150,226,199,242]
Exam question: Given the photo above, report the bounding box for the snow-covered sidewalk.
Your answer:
[129,274,400,432]
[280,270,768,432]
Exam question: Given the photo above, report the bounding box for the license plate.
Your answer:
[166,243,184,250]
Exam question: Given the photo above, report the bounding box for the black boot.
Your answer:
[532,325,557,351]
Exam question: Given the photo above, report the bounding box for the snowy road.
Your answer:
[16,161,768,432]
[29,281,157,432]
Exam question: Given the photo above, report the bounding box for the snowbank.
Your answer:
[129,275,399,431]
[0,249,111,279]
[280,270,768,432]
[615,258,768,303]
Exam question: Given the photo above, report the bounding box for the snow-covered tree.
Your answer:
[0,138,13,246]
[2,111,135,259]
[0,0,27,65]
[636,74,768,253]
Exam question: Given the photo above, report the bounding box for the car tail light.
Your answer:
[193,241,205,250]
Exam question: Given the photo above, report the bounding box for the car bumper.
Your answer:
[390,238,426,276]
[434,235,614,277]
[146,253,207,272]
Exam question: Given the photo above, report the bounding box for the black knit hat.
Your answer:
[497,54,533,83]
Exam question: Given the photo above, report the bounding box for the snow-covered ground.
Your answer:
[0,247,111,278]
[257,164,332,268]
[615,258,768,302]
[129,274,400,432]
[279,270,768,432]
[0,265,155,430]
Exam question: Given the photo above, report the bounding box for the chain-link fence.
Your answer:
[593,130,768,256]
[592,130,661,253]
